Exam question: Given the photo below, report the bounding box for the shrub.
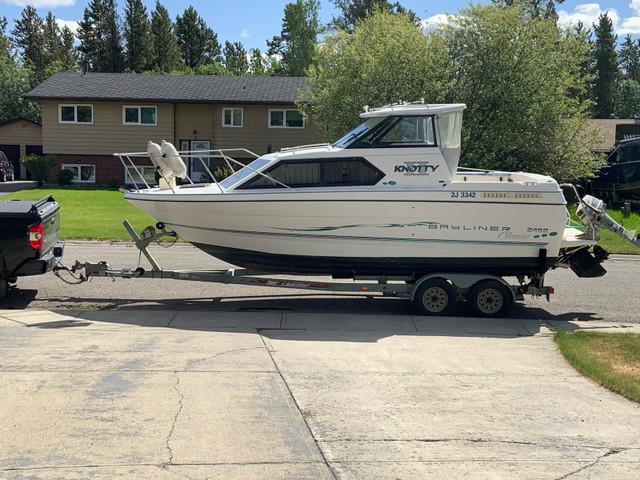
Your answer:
[57,168,75,186]
[21,154,56,186]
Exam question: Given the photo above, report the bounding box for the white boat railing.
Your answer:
[115,148,262,192]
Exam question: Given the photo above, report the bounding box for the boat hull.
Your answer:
[126,190,567,277]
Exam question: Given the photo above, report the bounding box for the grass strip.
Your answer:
[2,186,158,240]
[554,330,640,403]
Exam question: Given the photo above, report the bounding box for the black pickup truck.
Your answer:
[0,195,64,299]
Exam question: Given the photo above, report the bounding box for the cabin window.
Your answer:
[350,116,436,148]
[123,106,157,125]
[59,104,93,124]
[269,109,305,128]
[237,157,383,189]
[222,108,243,127]
[61,164,95,183]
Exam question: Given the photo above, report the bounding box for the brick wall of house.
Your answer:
[53,154,152,186]
[51,154,255,186]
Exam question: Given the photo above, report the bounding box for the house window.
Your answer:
[125,165,157,185]
[123,106,157,125]
[269,109,304,129]
[222,108,243,127]
[59,104,93,124]
[61,164,95,183]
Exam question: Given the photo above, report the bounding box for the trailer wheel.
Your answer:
[413,278,456,315]
[468,280,511,317]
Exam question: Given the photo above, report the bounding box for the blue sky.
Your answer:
[0,0,638,52]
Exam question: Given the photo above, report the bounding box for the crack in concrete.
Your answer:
[163,371,184,467]
[184,347,264,371]
[555,448,627,480]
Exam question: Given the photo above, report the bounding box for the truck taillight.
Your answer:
[29,223,44,250]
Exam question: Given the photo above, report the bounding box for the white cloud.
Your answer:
[619,0,640,34]
[2,0,75,7]
[420,13,451,35]
[55,18,79,34]
[558,3,620,30]
[241,29,250,39]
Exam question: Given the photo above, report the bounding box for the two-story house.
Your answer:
[25,72,319,185]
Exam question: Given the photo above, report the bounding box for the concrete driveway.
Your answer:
[0,180,35,196]
[1,309,639,479]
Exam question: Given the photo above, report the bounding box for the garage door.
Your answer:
[0,144,20,180]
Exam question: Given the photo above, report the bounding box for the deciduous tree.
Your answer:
[267,0,320,76]
[304,11,452,141]
[442,3,598,179]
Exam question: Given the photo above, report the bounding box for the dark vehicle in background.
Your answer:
[0,151,15,182]
[0,195,64,299]
[588,137,640,205]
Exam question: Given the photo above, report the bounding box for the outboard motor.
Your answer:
[566,195,640,278]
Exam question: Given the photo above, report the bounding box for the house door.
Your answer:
[180,140,211,182]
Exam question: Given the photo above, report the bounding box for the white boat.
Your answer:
[121,102,635,281]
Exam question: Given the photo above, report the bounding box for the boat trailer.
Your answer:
[55,220,555,318]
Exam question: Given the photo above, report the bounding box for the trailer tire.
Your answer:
[413,278,456,316]
[468,280,511,318]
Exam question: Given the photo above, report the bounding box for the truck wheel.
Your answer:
[468,280,511,318]
[413,278,456,316]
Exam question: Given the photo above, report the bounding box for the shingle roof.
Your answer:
[25,72,310,105]
[585,119,636,150]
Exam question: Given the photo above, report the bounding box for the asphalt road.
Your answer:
[3,240,639,322]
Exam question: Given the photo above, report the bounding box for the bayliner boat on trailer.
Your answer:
[121,102,639,282]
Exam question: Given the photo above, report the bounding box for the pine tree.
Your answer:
[619,34,640,83]
[267,0,320,76]
[223,41,248,75]
[11,6,46,86]
[175,6,221,69]
[124,0,153,72]
[248,48,267,76]
[592,12,619,118]
[77,0,124,72]
[329,0,416,32]
[59,25,78,70]
[150,1,181,72]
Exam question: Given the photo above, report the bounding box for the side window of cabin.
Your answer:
[377,117,435,146]
[350,116,436,148]
[238,158,383,189]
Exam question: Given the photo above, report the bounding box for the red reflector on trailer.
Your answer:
[29,223,44,250]
[548,288,554,295]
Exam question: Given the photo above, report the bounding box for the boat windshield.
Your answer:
[332,118,384,148]
[218,157,272,190]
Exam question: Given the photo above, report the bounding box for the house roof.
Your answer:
[585,118,636,150]
[0,117,41,127]
[25,72,310,105]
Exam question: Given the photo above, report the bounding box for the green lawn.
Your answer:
[555,331,640,404]
[2,186,157,240]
